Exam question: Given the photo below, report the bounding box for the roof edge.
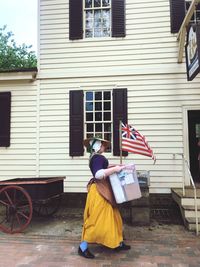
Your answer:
[0,67,38,73]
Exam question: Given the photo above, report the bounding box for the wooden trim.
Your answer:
[0,71,37,81]
[0,177,66,185]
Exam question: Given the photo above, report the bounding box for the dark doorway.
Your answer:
[188,110,200,182]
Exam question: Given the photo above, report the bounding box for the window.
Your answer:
[69,0,125,40]
[186,1,200,22]
[85,90,112,151]
[169,0,200,33]
[69,88,127,156]
[84,0,111,38]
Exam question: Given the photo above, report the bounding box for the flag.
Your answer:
[121,122,156,163]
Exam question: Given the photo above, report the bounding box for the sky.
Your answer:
[0,0,38,53]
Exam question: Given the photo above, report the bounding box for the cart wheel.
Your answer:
[33,195,62,217]
[0,185,33,234]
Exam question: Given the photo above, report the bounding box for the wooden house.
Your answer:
[1,0,200,229]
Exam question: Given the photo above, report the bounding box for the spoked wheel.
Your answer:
[0,185,33,234]
[33,195,62,217]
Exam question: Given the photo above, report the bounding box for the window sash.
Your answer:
[84,90,112,151]
[83,0,112,38]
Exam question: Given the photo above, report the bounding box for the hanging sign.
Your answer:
[185,24,200,81]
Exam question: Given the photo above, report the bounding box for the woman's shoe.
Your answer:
[114,242,131,251]
[78,247,95,259]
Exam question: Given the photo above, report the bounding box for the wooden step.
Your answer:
[172,188,200,198]
[183,209,200,218]
[172,189,200,206]
[182,205,199,210]
[172,188,200,232]
[185,217,200,231]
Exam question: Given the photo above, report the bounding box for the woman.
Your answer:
[78,137,131,259]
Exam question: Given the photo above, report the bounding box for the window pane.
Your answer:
[103,29,110,37]
[95,92,102,100]
[86,19,93,29]
[104,123,111,131]
[196,7,200,20]
[102,10,110,28]
[104,133,111,151]
[87,123,94,132]
[95,123,102,132]
[85,0,92,8]
[103,0,110,6]
[95,133,102,139]
[86,91,93,101]
[86,10,93,30]
[87,133,93,139]
[104,133,111,142]
[104,102,110,110]
[94,10,101,27]
[86,10,93,20]
[86,133,94,151]
[104,112,111,121]
[86,113,93,121]
[94,0,101,7]
[85,30,93,38]
[95,112,102,121]
[94,28,102,37]
[86,102,93,111]
[104,91,110,100]
[95,102,102,111]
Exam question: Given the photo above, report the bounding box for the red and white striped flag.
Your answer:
[121,122,156,163]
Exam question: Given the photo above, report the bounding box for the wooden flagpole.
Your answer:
[119,120,122,164]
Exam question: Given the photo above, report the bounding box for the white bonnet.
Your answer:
[89,139,102,153]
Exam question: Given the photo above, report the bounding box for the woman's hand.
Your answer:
[114,165,125,173]
[103,165,125,177]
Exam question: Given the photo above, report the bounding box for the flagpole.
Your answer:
[119,120,122,164]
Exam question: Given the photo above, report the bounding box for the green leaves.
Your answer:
[0,25,37,71]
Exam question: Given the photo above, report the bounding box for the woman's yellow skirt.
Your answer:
[81,183,123,248]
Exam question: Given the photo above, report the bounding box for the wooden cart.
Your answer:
[0,176,65,234]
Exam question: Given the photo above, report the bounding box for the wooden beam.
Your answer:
[177,0,200,63]
[178,27,186,63]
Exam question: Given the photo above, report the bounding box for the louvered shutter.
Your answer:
[69,90,84,156]
[0,92,11,147]
[112,0,126,37]
[69,0,83,40]
[169,0,185,33]
[113,88,128,156]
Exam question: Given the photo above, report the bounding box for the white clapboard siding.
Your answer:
[39,0,182,75]
[0,81,38,180]
[37,0,200,193]
[37,71,194,193]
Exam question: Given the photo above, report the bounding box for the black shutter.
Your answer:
[112,0,126,37]
[69,90,84,156]
[113,88,128,156]
[69,0,83,40]
[169,0,185,33]
[0,92,11,147]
